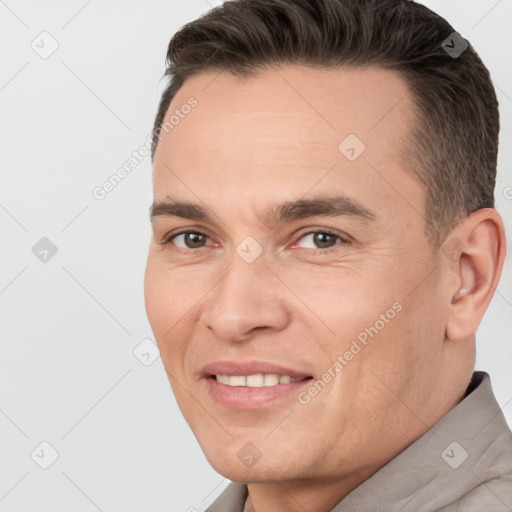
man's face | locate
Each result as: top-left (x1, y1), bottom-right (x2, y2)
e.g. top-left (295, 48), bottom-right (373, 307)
top-left (145, 66), bottom-right (455, 483)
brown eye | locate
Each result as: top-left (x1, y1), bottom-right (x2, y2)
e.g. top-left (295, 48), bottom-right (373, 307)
top-left (297, 231), bottom-right (344, 250)
top-left (170, 231), bottom-right (209, 249)
top-left (312, 232), bottom-right (338, 248)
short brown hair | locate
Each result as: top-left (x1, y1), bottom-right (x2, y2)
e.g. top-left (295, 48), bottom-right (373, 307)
top-left (151, 0), bottom-right (499, 247)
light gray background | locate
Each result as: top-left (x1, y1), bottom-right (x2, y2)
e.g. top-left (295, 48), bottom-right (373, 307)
top-left (1, 1), bottom-right (511, 510)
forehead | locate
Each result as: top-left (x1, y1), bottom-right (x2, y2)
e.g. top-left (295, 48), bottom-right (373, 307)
top-left (158, 65), bottom-right (413, 149)
top-left (152, 65), bottom-right (424, 226)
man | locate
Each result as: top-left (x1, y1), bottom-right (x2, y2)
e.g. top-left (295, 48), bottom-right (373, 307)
top-left (143, 0), bottom-right (512, 510)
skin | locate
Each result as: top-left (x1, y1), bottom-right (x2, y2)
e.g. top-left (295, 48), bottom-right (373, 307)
top-left (144, 65), bottom-right (506, 512)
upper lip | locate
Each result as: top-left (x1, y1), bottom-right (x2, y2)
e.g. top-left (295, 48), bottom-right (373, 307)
top-left (201, 360), bottom-right (312, 379)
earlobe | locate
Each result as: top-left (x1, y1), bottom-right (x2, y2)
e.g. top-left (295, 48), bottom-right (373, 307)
top-left (445, 209), bottom-right (506, 342)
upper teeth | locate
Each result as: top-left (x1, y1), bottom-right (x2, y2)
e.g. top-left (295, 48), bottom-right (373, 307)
top-left (216, 373), bottom-right (302, 387)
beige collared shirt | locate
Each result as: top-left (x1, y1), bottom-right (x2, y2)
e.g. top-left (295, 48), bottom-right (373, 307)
top-left (205, 371), bottom-right (512, 511)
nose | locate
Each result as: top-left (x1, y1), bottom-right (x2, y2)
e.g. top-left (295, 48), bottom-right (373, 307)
top-left (200, 254), bottom-right (291, 342)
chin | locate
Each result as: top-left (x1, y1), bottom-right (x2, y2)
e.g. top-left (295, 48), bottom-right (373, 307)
top-left (200, 441), bottom-right (301, 483)
top-left (208, 460), bottom-right (289, 484)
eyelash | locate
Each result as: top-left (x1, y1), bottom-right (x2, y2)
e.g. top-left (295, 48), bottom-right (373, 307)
top-left (162, 228), bottom-right (350, 254)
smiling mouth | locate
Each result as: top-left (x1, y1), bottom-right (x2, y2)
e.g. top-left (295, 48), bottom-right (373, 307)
top-left (212, 373), bottom-right (314, 387)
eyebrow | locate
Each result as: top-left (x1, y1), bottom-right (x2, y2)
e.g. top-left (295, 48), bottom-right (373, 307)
top-left (149, 194), bottom-right (376, 227)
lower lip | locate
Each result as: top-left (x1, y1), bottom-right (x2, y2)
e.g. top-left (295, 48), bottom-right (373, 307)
top-left (203, 376), bottom-right (313, 409)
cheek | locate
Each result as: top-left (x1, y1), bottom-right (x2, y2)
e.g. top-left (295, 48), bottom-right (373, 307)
top-left (144, 262), bottom-right (171, 336)
top-left (281, 264), bottom-right (400, 344)
top-left (144, 256), bottom-right (220, 387)
top-left (144, 256), bottom-right (205, 335)
top-left (144, 264), bottom-right (194, 409)
top-left (283, 264), bottom-right (417, 401)
top-left (144, 259), bottom-right (193, 368)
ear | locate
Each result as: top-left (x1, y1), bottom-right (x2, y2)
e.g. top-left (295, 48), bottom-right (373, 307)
top-left (445, 208), bottom-right (507, 342)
